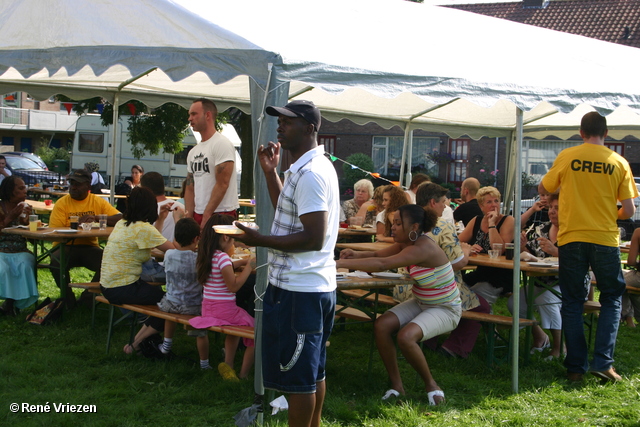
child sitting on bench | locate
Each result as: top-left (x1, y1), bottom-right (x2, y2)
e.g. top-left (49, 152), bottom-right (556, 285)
top-left (156, 218), bottom-right (207, 364)
top-left (189, 214), bottom-right (256, 381)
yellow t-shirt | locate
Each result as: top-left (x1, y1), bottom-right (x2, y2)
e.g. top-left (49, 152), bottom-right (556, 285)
top-left (49, 194), bottom-right (121, 247)
top-left (100, 220), bottom-right (167, 289)
top-left (542, 143), bottom-right (638, 247)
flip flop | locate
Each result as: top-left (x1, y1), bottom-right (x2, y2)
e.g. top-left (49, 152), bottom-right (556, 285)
top-left (382, 389), bottom-right (400, 401)
top-left (427, 389), bottom-right (445, 406)
top-left (530, 335), bottom-right (551, 354)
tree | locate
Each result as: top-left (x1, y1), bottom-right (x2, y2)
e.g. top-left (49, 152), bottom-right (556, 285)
top-left (57, 96), bottom-right (190, 158)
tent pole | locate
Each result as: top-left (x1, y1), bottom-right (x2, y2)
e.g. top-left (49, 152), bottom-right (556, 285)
top-left (511, 108), bottom-right (524, 394)
top-left (109, 92), bottom-right (119, 205)
top-left (399, 125), bottom-right (410, 188)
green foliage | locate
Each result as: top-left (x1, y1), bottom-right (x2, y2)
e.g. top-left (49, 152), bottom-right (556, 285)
top-left (35, 145), bottom-right (70, 169)
top-left (56, 95), bottom-right (190, 159)
top-left (343, 153), bottom-right (374, 189)
top-left (3, 253), bottom-right (640, 426)
top-left (127, 103), bottom-right (189, 158)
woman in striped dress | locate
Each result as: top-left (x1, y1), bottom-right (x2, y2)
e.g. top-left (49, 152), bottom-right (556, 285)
top-left (337, 204), bottom-right (461, 406)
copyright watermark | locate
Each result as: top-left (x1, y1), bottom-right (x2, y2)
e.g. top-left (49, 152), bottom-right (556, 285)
top-left (10, 403), bottom-right (96, 413)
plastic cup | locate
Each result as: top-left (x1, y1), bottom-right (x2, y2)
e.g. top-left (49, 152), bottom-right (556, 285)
top-left (81, 222), bottom-right (92, 232)
top-left (98, 214), bottom-right (107, 230)
top-left (44, 199), bottom-right (52, 206)
top-left (69, 215), bottom-right (79, 230)
top-left (491, 243), bottom-right (503, 253)
top-left (488, 249), bottom-right (500, 259)
top-left (505, 243), bottom-right (515, 261)
top-left (29, 214), bottom-right (38, 232)
top-left (349, 216), bottom-right (364, 228)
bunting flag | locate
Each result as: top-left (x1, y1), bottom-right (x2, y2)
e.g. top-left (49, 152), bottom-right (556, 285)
top-left (96, 103), bottom-right (104, 114)
top-left (324, 153), bottom-right (404, 188)
top-left (63, 103), bottom-right (73, 115)
top-left (127, 103), bottom-right (136, 115)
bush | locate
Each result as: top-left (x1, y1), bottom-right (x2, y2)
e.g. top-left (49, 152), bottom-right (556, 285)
top-left (36, 145), bottom-right (70, 170)
top-left (342, 153), bottom-right (374, 189)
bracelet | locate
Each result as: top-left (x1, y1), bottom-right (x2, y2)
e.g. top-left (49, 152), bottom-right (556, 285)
top-left (488, 226), bottom-right (496, 229)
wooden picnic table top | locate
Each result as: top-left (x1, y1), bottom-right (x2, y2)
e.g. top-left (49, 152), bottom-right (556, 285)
top-left (338, 227), bottom-right (376, 237)
top-left (467, 253), bottom-right (559, 274)
top-left (335, 241), bottom-right (392, 252)
top-left (26, 199), bottom-right (54, 213)
top-left (336, 274), bottom-right (414, 290)
top-left (2, 226), bottom-right (113, 242)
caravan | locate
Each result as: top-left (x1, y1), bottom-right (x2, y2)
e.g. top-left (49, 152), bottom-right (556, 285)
top-left (72, 116), bottom-right (241, 188)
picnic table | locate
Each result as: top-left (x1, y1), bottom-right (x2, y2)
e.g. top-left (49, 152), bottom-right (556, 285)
top-left (335, 241), bottom-right (392, 252)
top-left (2, 226), bottom-right (113, 305)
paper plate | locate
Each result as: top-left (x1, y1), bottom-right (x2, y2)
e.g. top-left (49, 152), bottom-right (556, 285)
top-left (528, 261), bottom-right (558, 268)
top-left (372, 272), bottom-right (404, 278)
top-left (213, 225), bottom-right (243, 235)
top-left (56, 229), bottom-right (79, 234)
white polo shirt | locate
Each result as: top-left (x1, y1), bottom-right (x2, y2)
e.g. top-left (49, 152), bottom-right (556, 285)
top-left (268, 145), bottom-right (340, 293)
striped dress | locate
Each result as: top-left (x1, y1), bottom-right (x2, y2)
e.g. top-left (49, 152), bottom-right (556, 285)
top-left (202, 250), bottom-right (236, 302)
top-left (409, 262), bottom-right (461, 307)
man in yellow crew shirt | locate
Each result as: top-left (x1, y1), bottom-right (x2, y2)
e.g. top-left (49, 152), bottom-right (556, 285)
top-left (539, 112), bottom-right (638, 383)
top-left (50, 169), bottom-right (122, 308)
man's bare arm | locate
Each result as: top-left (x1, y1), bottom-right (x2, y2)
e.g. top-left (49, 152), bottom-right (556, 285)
top-left (184, 173), bottom-right (195, 218)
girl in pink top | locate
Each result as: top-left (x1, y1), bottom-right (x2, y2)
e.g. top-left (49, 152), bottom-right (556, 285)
top-left (189, 214), bottom-right (255, 381)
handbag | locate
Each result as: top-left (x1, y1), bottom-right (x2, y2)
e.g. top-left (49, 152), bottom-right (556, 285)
top-left (25, 297), bottom-right (65, 325)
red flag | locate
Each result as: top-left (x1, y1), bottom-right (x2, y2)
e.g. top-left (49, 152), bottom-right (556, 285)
top-left (4, 94), bottom-right (15, 101)
top-left (63, 103), bottom-right (73, 115)
top-left (127, 103), bottom-right (136, 115)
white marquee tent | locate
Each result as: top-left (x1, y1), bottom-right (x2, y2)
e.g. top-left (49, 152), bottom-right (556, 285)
top-left (3, 0), bottom-right (640, 401)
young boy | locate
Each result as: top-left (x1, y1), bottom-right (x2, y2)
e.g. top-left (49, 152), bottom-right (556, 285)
top-left (156, 218), bottom-right (208, 366)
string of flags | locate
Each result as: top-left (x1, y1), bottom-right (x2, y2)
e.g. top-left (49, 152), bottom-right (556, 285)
top-left (325, 153), bottom-right (403, 188)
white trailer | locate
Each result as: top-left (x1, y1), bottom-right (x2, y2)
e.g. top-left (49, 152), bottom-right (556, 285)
top-left (71, 115), bottom-right (197, 184)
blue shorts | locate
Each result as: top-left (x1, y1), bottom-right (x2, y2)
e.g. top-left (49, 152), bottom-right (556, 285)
top-left (262, 284), bottom-right (336, 394)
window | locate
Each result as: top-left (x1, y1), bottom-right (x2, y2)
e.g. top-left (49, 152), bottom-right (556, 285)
top-left (448, 138), bottom-right (470, 186)
top-left (372, 136), bottom-right (440, 179)
top-left (78, 133), bottom-right (104, 153)
top-left (605, 142), bottom-right (624, 155)
top-left (522, 139), bottom-right (581, 181)
top-left (173, 144), bottom-right (194, 165)
top-left (319, 135), bottom-right (336, 155)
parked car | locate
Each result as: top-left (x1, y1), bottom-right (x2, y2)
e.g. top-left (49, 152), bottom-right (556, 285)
top-left (3, 152), bottom-right (48, 170)
top-left (2, 154), bottom-right (65, 186)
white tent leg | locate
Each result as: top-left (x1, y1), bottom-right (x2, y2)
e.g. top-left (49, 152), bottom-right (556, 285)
top-left (249, 70), bottom-right (289, 425)
top-left (511, 107), bottom-right (524, 393)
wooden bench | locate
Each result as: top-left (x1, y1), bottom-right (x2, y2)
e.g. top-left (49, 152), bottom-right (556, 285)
top-left (339, 289), bottom-right (397, 307)
top-left (94, 295), bottom-right (254, 353)
top-left (626, 285), bottom-right (640, 295)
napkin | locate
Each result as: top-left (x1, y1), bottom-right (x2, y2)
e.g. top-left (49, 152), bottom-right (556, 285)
top-left (347, 271), bottom-right (372, 278)
top-left (270, 395), bottom-right (289, 415)
top-left (520, 252), bottom-right (539, 262)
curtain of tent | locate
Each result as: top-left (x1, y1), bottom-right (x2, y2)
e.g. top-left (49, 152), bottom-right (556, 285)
top-left (249, 69), bottom-right (289, 418)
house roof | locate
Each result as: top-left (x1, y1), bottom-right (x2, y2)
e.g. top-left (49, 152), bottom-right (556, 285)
top-left (445, 0), bottom-right (640, 49)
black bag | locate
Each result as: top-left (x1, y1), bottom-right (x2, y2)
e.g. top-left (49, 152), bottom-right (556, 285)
top-left (138, 333), bottom-right (164, 359)
top-left (25, 297), bottom-right (65, 325)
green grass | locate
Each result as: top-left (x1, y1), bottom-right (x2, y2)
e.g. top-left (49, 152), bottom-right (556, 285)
top-left (2, 253), bottom-right (640, 426)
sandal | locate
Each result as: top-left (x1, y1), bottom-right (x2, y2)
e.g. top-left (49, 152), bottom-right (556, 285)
top-left (123, 344), bottom-right (141, 355)
top-left (530, 335), bottom-right (551, 354)
top-left (382, 389), bottom-right (400, 401)
top-left (427, 389), bottom-right (445, 406)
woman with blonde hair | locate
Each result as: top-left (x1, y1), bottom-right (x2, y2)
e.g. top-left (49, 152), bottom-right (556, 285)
top-left (342, 179), bottom-right (376, 227)
top-left (376, 185), bottom-right (410, 243)
top-left (458, 186), bottom-right (515, 304)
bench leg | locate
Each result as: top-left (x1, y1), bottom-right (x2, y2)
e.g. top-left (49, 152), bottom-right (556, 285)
top-left (106, 305), bottom-right (115, 354)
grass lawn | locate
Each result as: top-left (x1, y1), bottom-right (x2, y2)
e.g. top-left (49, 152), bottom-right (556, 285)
top-left (1, 254), bottom-right (640, 426)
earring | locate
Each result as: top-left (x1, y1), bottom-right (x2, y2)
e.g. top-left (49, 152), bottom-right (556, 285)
top-left (409, 230), bottom-right (419, 242)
